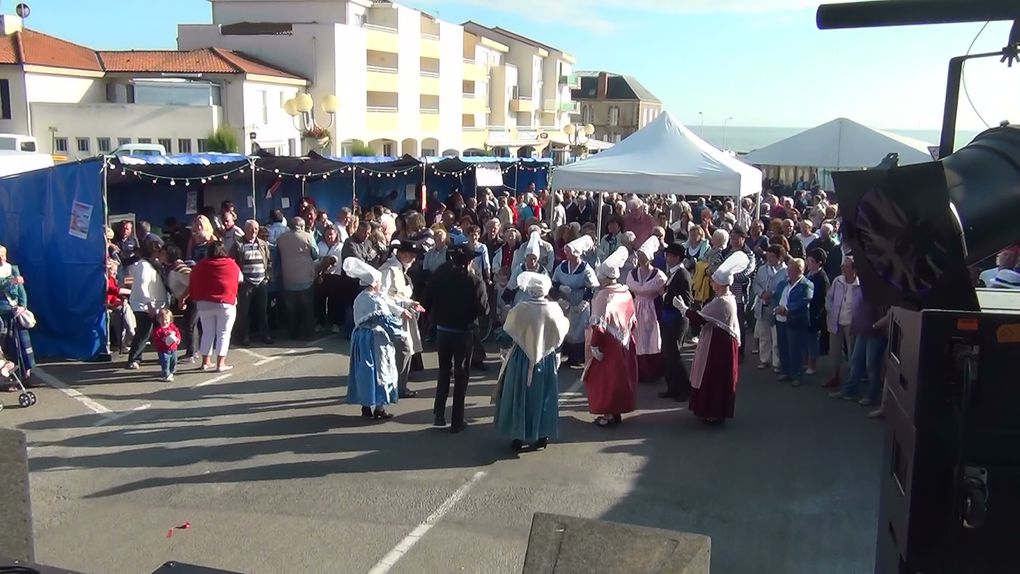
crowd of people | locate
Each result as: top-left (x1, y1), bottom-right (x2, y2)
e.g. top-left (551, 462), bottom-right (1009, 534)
top-left (26, 177), bottom-right (1013, 449)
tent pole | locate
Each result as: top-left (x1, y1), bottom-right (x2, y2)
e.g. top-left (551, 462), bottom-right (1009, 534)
top-left (514, 160), bottom-right (519, 196)
top-left (102, 158), bottom-right (111, 358)
top-left (596, 191), bottom-right (604, 261)
top-left (352, 167), bottom-right (357, 212)
top-left (249, 158), bottom-right (257, 221)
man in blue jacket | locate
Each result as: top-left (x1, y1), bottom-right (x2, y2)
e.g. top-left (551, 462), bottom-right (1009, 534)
top-left (773, 257), bottom-right (814, 387)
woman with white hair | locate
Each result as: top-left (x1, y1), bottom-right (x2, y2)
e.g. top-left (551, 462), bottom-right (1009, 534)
top-left (343, 257), bottom-right (411, 420)
top-left (492, 271), bottom-right (569, 452)
top-left (672, 251), bottom-right (750, 424)
top-left (583, 247), bottom-right (639, 428)
top-left (552, 235), bottom-right (599, 367)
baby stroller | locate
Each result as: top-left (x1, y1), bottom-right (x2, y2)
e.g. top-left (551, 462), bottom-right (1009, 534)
top-left (0, 336), bottom-right (37, 412)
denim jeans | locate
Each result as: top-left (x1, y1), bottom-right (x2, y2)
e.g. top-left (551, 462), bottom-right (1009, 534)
top-left (776, 322), bottom-right (808, 381)
top-left (158, 351), bottom-right (177, 378)
top-left (841, 335), bottom-right (888, 401)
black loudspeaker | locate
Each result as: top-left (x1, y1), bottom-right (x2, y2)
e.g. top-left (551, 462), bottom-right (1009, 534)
top-left (151, 561), bottom-right (243, 574)
top-left (874, 300), bottom-right (1020, 574)
top-left (0, 556), bottom-right (83, 573)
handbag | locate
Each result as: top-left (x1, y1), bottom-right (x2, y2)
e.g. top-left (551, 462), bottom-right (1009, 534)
top-left (14, 306), bottom-right (36, 329)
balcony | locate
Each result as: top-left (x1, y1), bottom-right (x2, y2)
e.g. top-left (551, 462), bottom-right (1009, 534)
top-left (463, 61), bottom-right (488, 83)
top-left (541, 98), bottom-right (559, 113)
top-left (421, 111), bottom-right (440, 132)
top-left (462, 93), bottom-right (487, 114)
top-left (420, 35), bottom-right (441, 59)
top-left (510, 96), bottom-right (534, 113)
top-left (366, 66), bottom-right (399, 92)
top-left (420, 73), bottom-right (441, 95)
top-left (559, 100), bottom-right (579, 113)
top-left (366, 25), bottom-right (398, 53)
top-left (366, 107), bottom-right (399, 132)
top-left (559, 74), bottom-right (581, 89)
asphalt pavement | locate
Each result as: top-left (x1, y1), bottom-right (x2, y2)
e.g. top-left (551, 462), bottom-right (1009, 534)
top-left (1, 335), bottom-right (883, 574)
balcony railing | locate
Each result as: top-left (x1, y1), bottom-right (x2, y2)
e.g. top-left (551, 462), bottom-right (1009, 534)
top-left (420, 70), bottom-right (440, 78)
top-left (367, 106), bottom-right (398, 112)
top-left (462, 126), bottom-right (486, 131)
top-left (559, 74), bottom-right (581, 88)
top-left (463, 57), bottom-right (476, 64)
top-left (421, 32), bottom-right (440, 41)
top-left (367, 65), bottom-right (398, 74)
top-left (365, 23), bottom-right (398, 33)
top-left (462, 92), bottom-right (478, 99)
top-left (421, 107), bottom-right (440, 114)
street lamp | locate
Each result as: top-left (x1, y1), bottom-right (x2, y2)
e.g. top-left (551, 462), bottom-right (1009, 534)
top-left (723, 116), bottom-right (734, 150)
top-left (283, 92), bottom-right (339, 150)
top-left (563, 122), bottom-right (596, 161)
top-left (249, 131), bottom-right (258, 155)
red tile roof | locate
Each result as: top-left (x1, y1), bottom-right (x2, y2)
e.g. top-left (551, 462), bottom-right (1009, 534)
top-left (0, 29), bottom-right (102, 71)
top-left (0, 28), bottom-right (305, 81)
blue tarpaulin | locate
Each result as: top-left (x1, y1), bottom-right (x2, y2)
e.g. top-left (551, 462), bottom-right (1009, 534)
top-left (0, 159), bottom-right (106, 359)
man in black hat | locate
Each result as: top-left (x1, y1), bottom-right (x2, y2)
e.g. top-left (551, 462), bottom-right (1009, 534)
top-left (422, 244), bottom-right (489, 433)
top-left (380, 239), bottom-right (426, 398)
top-left (660, 242), bottom-right (694, 401)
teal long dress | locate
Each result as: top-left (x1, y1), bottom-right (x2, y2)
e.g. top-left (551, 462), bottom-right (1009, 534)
top-left (493, 345), bottom-right (561, 443)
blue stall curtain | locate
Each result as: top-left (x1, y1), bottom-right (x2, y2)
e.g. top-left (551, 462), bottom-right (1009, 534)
top-left (0, 159), bottom-right (107, 359)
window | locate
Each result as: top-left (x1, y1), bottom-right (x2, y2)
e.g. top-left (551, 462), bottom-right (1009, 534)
top-left (613, 133), bottom-right (622, 144)
top-left (139, 138), bottom-right (152, 144)
top-left (259, 90), bottom-right (269, 125)
top-left (54, 137), bottom-right (68, 153)
top-left (382, 142), bottom-right (394, 156)
top-left (609, 106), bottom-right (620, 126)
top-left (76, 137), bottom-right (91, 153)
top-left (158, 138), bottom-right (171, 152)
top-left (0, 79), bottom-right (11, 120)
top-left (117, 137), bottom-right (132, 147)
top-left (178, 139), bottom-right (192, 154)
top-left (197, 138), bottom-right (209, 153)
top-left (97, 137), bottom-right (112, 153)
top-left (422, 148), bottom-right (436, 157)
top-left (287, 139), bottom-right (296, 156)
top-left (582, 104), bottom-right (593, 124)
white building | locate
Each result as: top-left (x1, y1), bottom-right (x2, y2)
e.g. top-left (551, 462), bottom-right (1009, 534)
top-left (0, 14), bottom-right (308, 160)
top-left (179, 0), bottom-right (465, 156)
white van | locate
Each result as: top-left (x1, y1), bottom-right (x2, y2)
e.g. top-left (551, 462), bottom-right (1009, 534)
top-left (0, 133), bottom-right (38, 153)
top-left (0, 150), bottom-right (54, 177)
top-left (112, 143), bottom-right (167, 158)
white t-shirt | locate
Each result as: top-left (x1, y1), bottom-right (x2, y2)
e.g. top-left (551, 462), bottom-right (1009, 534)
top-left (839, 280), bottom-right (857, 326)
top-left (797, 232), bottom-right (819, 252)
top-left (317, 241), bottom-right (344, 275)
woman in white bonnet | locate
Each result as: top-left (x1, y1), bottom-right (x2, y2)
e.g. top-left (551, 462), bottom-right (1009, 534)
top-left (493, 271), bottom-right (569, 452)
top-left (344, 257), bottom-right (411, 420)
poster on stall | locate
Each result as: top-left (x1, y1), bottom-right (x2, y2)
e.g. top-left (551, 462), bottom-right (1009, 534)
top-left (405, 184), bottom-right (416, 201)
top-left (186, 191), bottom-right (198, 215)
top-left (281, 197), bottom-right (291, 209)
top-left (68, 200), bottom-right (93, 240)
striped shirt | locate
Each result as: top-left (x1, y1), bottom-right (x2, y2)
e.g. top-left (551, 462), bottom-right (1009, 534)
top-left (239, 240), bottom-right (268, 286)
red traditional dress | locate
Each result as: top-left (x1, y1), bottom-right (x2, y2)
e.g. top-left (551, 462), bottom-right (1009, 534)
top-left (686, 292), bottom-right (741, 420)
top-left (583, 283), bottom-right (639, 415)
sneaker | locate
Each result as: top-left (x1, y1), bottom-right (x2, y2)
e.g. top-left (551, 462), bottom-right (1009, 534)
top-left (751, 349), bottom-right (759, 355)
top-left (772, 367), bottom-right (782, 374)
top-left (805, 367), bottom-right (816, 375)
top-left (790, 380), bottom-right (802, 388)
top-left (867, 408), bottom-right (885, 419)
top-left (756, 363), bottom-right (769, 370)
top-left (127, 361), bottom-right (140, 370)
top-left (182, 355), bottom-right (198, 364)
top-left (166, 374), bottom-right (174, 382)
top-left (858, 398), bottom-right (877, 407)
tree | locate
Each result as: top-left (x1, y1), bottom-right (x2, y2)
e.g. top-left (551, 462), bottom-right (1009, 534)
top-left (348, 140), bottom-right (374, 157)
top-left (206, 126), bottom-right (240, 153)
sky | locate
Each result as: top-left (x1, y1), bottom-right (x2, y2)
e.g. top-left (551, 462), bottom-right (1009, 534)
top-left (22, 0), bottom-right (1018, 130)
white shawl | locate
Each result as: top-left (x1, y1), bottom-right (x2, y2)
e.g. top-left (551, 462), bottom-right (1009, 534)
top-left (698, 293), bottom-right (741, 346)
top-left (501, 298), bottom-right (569, 387)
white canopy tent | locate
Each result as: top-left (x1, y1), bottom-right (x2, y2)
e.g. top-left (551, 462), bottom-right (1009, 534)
top-left (551, 111), bottom-right (762, 198)
top-left (742, 117), bottom-right (934, 169)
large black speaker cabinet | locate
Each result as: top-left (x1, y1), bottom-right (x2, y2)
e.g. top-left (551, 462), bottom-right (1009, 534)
top-left (875, 296), bottom-right (1020, 574)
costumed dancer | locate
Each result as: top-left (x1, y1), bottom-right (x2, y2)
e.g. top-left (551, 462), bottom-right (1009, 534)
top-left (343, 257), bottom-right (410, 421)
top-left (503, 231), bottom-right (550, 308)
top-left (583, 246), bottom-right (639, 428)
top-left (671, 251), bottom-right (750, 425)
top-left (379, 240), bottom-right (426, 399)
top-left (492, 272), bottom-right (569, 453)
top-left (552, 235), bottom-right (598, 367)
top-left (626, 236), bottom-right (667, 382)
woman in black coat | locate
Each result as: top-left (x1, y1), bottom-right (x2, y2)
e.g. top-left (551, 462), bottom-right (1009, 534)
top-left (805, 248), bottom-right (831, 374)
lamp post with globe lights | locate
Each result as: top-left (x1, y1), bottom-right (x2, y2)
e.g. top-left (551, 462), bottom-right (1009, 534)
top-left (283, 93), bottom-right (338, 152)
top-left (563, 122), bottom-right (596, 162)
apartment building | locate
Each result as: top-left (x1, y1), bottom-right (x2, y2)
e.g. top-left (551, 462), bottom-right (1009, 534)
top-left (179, 0), bottom-right (465, 156)
top-left (572, 71), bottom-right (662, 143)
top-left (0, 14), bottom-right (307, 159)
top-left (462, 21), bottom-right (580, 160)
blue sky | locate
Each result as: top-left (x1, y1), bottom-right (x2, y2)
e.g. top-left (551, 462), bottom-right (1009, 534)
top-left (24, 0), bottom-right (1017, 130)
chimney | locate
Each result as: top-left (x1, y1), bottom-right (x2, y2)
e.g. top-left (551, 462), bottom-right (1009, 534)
top-left (0, 15), bottom-right (23, 36)
top-left (596, 72), bottom-right (608, 100)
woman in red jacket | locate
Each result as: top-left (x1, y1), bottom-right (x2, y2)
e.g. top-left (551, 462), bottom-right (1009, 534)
top-left (189, 241), bottom-right (242, 372)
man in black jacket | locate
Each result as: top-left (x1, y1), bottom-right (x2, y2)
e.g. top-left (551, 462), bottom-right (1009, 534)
top-left (660, 242), bottom-right (694, 401)
top-left (422, 245), bottom-right (489, 433)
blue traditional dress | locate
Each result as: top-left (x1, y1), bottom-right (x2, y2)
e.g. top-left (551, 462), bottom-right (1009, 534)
top-left (346, 289), bottom-right (407, 407)
top-left (493, 293), bottom-right (569, 443)
top-left (551, 260), bottom-right (598, 364)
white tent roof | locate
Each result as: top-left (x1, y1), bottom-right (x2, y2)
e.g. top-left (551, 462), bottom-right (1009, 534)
top-left (551, 112), bottom-right (762, 198)
top-left (742, 117), bottom-right (935, 169)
